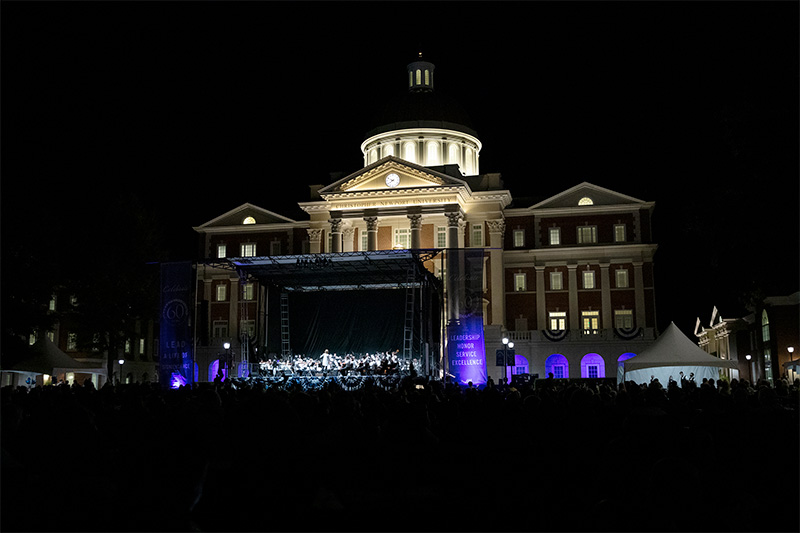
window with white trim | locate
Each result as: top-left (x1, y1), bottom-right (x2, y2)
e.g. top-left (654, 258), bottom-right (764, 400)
top-left (216, 284), bottom-right (227, 302)
top-left (513, 229), bottom-right (525, 248)
top-left (67, 333), bottom-right (78, 351)
top-left (549, 311), bottom-right (567, 331)
top-left (242, 283), bottom-right (255, 301)
top-left (577, 226), bottom-right (597, 244)
top-left (471, 223), bottom-right (484, 247)
top-left (581, 311), bottom-right (600, 333)
top-left (217, 244), bottom-right (227, 258)
top-left (550, 271), bottom-right (563, 291)
top-left (615, 269), bottom-right (629, 288)
top-left (436, 226), bottom-right (447, 248)
top-left (394, 228), bottom-right (410, 249)
top-left (241, 243), bottom-right (256, 257)
top-left (583, 270), bottom-right (596, 289)
top-left (614, 309), bottom-right (634, 329)
top-left (514, 273), bottom-right (526, 292)
top-left (614, 224), bottom-right (627, 243)
top-left (549, 227), bottom-right (561, 245)
top-left (212, 321), bottom-right (228, 338)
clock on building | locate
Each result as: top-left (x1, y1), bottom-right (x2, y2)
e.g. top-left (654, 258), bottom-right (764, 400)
top-left (385, 173), bottom-right (400, 187)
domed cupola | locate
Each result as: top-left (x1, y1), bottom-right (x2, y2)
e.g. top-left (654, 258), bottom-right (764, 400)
top-left (361, 54), bottom-right (482, 176)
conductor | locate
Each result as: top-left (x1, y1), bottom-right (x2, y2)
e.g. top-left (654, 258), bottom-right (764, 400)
top-left (320, 349), bottom-right (332, 374)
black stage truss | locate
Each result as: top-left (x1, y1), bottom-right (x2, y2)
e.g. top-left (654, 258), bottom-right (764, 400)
top-left (206, 249), bottom-right (443, 292)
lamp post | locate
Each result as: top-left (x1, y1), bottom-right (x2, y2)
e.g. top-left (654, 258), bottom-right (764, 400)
top-left (117, 359), bottom-right (125, 385)
top-left (223, 342), bottom-right (231, 381)
top-left (788, 347), bottom-right (795, 380)
top-left (745, 354), bottom-right (753, 383)
top-left (502, 337), bottom-right (515, 386)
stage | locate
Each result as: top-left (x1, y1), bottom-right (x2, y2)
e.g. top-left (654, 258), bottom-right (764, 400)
top-left (228, 371), bottom-right (422, 392)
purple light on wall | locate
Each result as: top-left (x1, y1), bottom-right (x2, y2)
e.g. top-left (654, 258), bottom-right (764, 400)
top-left (617, 352), bottom-right (637, 362)
top-left (545, 353), bottom-right (569, 378)
top-left (170, 372), bottom-right (188, 389)
top-left (208, 359), bottom-right (226, 381)
top-left (580, 353), bottom-right (606, 378)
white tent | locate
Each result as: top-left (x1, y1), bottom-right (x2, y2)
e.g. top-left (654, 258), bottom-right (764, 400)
top-left (4, 337), bottom-right (106, 379)
top-left (618, 322), bottom-right (738, 386)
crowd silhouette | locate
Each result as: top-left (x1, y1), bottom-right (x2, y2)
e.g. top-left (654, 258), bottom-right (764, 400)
top-left (1, 374), bottom-right (797, 532)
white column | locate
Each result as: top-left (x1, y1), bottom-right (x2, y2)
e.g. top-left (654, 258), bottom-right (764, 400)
top-left (568, 264), bottom-right (579, 330)
top-left (342, 226), bottom-right (355, 252)
top-left (364, 216), bottom-right (379, 251)
top-left (408, 213), bottom-right (422, 249)
top-left (329, 218), bottom-right (343, 253)
top-left (486, 219), bottom-right (505, 326)
top-left (307, 228), bottom-right (323, 254)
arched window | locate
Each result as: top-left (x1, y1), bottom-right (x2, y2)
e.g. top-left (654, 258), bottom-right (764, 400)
top-left (762, 310), bottom-right (773, 382)
top-left (382, 143), bottom-right (394, 158)
top-left (617, 352), bottom-right (637, 363)
top-left (369, 148), bottom-right (378, 164)
top-left (403, 141), bottom-right (416, 163)
top-left (581, 353), bottom-right (606, 378)
top-left (424, 69), bottom-right (430, 85)
top-left (464, 147), bottom-right (474, 175)
top-left (416, 69), bottom-right (422, 85)
top-left (578, 197), bottom-right (594, 206)
top-left (243, 216), bottom-right (256, 225)
top-left (426, 141), bottom-right (440, 165)
top-left (545, 354), bottom-right (569, 379)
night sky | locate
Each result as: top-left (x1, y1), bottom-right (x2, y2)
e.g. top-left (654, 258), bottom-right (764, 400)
top-left (2, 1), bottom-right (798, 337)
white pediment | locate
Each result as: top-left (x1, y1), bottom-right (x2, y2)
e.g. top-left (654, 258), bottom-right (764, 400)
top-left (531, 182), bottom-right (648, 210)
top-left (319, 156), bottom-right (468, 196)
top-left (195, 203), bottom-right (296, 230)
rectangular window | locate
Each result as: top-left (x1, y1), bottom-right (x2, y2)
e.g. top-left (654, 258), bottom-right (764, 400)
top-left (615, 309), bottom-right (634, 329)
top-left (615, 269), bottom-right (629, 288)
top-left (553, 365), bottom-right (565, 379)
top-left (577, 226), bottom-right (597, 244)
top-left (217, 244), bottom-right (227, 258)
top-left (216, 284), bottom-right (227, 302)
top-left (550, 271), bottom-right (563, 290)
top-left (587, 365), bottom-right (599, 379)
top-left (49, 295), bottom-right (57, 311)
top-left (241, 243), bottom-right (256, 257)
top-left (270, 241), bottom-right (281, 256)
top-left (549, 227), bottom-right (561, 245)
top-left (471, 223), bottom-right (484, 247)
top-left (582, 311), bottom-right (600, 333)
top-left (242, 283), bottom-right (255, 301)
top-left (240, 320), bottom-right (256, 338)
top-left (436, 226), bottom-right (447, 248)
top-left (212, 320), bottom-right (228, 338)
top-left (583, 270), bottom-right (596, 289)
top-left (125, 339), bottom-right (131, 354)
top-left (513, 229), bottom-right (525, 248)
top-left (139, 338), bottom-right (146, 355)
top-left (361, 231), bottom-right (369, 251)
top-left (394, 228), bottom-right (410, 249)
top-left (614, 224), bottom-right (627, 243)
top-left (67, 333), bottom-right (78, 351)
top-left (549, 311), bottom-right (567, 331)
top-left (514, 273), bottom-right (526, 292)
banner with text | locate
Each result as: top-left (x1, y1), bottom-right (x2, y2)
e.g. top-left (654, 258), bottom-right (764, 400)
top-left (159, 261), bottom-right (194, 389)
top-left (446, 249), bottom-right (487, 386)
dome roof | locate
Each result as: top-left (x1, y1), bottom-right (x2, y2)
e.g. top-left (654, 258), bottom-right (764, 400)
top-left (364, 56), bottom-right (478, 140)
top-left (364, 89), bottom-right (478, 140)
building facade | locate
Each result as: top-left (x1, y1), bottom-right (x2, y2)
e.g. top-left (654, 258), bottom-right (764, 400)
top-left (696, 293), bottom-right (800, 384)
top-left (193, 58), bottom-right (658, 383)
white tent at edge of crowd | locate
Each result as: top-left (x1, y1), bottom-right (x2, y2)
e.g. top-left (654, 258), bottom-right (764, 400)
top-left (618, 321), bottom-right (739, 387)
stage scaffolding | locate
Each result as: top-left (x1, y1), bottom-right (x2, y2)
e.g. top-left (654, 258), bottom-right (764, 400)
top-left (201, 249), bottom-right (445, 377)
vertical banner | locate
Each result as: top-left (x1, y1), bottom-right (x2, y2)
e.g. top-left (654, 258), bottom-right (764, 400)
top-left (159, 261), bottom-right (194, 389)
top-left (446, 249), bottom-right (487, 386)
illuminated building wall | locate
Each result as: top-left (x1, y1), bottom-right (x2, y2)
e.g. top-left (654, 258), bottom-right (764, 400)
top-left (193, 58), bottom-right (659, 383)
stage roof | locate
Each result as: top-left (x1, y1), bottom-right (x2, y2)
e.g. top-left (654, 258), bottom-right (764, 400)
top-left (204, 249), bottom-right (444, 292)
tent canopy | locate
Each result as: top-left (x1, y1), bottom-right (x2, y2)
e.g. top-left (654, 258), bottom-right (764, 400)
top-left (622, 322), bottom-right (738, 371)
top-left (7, 337), bottom-right (105, 375)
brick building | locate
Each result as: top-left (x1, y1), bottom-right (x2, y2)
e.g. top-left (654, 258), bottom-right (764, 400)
top-left (192, 57), bottom-right (658, 383)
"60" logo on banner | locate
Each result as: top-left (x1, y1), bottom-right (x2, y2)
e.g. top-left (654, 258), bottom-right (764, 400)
top-left (163, 299), bottom-right (189, 323)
